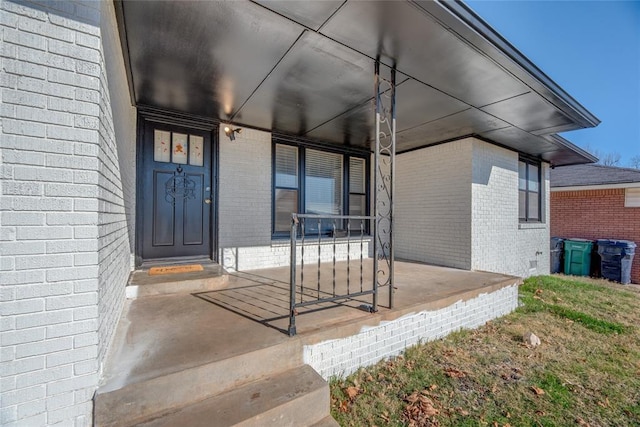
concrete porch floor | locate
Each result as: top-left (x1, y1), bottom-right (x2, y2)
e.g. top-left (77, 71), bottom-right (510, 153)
top-left (99, 260), bottom-right (519, 394)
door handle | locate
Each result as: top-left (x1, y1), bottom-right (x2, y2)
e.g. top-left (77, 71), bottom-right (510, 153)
top-left (204, 198), bottom-right (212, 204)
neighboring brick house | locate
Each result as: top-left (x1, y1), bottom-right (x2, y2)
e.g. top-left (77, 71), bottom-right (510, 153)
top-left (550, 164), bottom-right (640, 284)
top-left (1, 1), bottom-right (601, 425)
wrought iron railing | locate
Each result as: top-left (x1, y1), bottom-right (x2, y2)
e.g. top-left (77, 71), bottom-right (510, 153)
top-left (288, 213), bottom-right (375, 336)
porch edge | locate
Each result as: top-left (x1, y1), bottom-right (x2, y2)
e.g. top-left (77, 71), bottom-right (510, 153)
top-left (303, 280), bottom-right (520, 379)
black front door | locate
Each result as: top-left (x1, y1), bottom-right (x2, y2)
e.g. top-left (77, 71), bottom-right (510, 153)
top-left (141, 121), bottom-right (213, 261)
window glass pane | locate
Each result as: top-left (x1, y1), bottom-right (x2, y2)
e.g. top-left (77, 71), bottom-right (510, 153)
top-left (305, 149), bottom-right (343, 216)
top-left (528, 191), bottom-right (540, 220)
top-left (349, 158), bottom-right (366, 193)
top-left (349, 194), bottom-right (366, 217)
top-left (172, 133), bottom-right (188, 164)
top-left (519, 190), bottom-right (526, 219)
top-left (189, 135), bottom-right (204, 166)
top-left (275, 189), bottom-right (298, 232)
top-left (275, 145), bottom-right (298, 188)
top-left (518, 161), bottom-right (527, 190)
top-left (154, 130), bottom-right (171, 162)
top-left (349, 194), bottom-right (367, 232)
top-left (528, 164), bottom-right (539, 192)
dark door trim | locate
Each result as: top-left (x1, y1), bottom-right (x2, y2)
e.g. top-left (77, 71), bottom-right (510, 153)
top-left (135, 107), bottom-right (219, 267)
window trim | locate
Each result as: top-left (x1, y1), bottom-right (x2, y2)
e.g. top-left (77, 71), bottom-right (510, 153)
top-left (272, 139), bottom-right (370, 237)
top-left (519, 156), bottom-right (543, 223)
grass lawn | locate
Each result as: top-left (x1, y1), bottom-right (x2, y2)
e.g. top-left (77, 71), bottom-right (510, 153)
top-left (330, 276), bottom-right (640, 426)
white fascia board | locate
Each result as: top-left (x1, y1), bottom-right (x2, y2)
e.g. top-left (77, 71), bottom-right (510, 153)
top-left (551, 183), bottom-right (640, 192)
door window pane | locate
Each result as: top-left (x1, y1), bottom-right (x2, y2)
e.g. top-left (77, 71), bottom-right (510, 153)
top-left (172, 133), bottom-right (188, 164)
top-left (154, 130), bottom-right (171, 163)
top-left (189, 135), bottom-right (204, 166)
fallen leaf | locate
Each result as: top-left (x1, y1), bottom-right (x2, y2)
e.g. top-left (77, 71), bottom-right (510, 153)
top-left (406, 392), bottom-right (420, 404)
top-left (423, 403), bottom-right (438, 417)
top-left (429, 384), bottom-right (438, 390)
top-left (444, 367), bottom-right (466, 378)
top-left (531, 386), bottom-right (545, 396)
top-left (576, 417), bottom-right (590, 426)
top-left (345, 386), bottom-right (360, 400)
top-left (379, 412), bottom-right (389, 422)
top-left (338, 400), bottom-right (349, 412)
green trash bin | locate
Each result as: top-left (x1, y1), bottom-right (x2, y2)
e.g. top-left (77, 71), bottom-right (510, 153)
top-left (563, 239), bottom-right (594, 276)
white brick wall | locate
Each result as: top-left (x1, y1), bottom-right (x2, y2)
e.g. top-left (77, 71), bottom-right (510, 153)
top-left (96, 0), bottom-right (136, 369)
top-left (304, 283), bottom-right (519, 379)
top-left (221, 239), bottom-right (371, 271)
top-left (0, 1), bottom-right (134, 425)
top-left (395, 138), bottom-right (550, 278)
top-left (218, 127), bottom-right (272, 250)
top-left (396, 139), bottom-right (473, 269)
top-left (470, 140), bottom-right (550, 277)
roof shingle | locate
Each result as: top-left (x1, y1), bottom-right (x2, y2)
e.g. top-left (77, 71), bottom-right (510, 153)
top-left (550, 164), bottom-right (640, 188)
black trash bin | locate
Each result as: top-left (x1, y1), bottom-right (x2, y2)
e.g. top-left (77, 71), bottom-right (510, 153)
top-left (596, 239), bottom-right (637, 284)
top-left (550, 237), bottom-right (564, 274)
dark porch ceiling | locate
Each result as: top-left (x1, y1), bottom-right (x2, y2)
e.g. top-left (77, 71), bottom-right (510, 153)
top-left (117, 0), bottom-right (599, 166)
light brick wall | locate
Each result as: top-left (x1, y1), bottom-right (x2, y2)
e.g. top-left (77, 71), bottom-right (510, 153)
top-left (551, 188), bottom-right (640, 284)
top-left (221, 239), bottom-right (371, 271)
top-left (97, 0), bottom-right (136, 367)
top-left (0, 1), bottom-right (134, 425)
top-left (217, 127), bottom-right (272, 250)
top-left (396, 139), bottom-right (473, 269)
top-left (471, 140), bottom-right (550, 277)
top-left (395, 138), bottom-right (549, 278)
top-left (304, 283), bottom-right (519, 378)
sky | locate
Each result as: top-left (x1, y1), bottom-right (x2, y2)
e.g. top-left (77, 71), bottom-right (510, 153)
top-left (466, 0), bottom-right (640, 166)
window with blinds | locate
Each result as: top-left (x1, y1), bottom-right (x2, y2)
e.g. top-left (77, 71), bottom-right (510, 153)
top-left (274, 145), bottom-right (298, 232)
top-left (519, 158), bottom-right (541, 222)
top-left (305, 149), bottom-right (343, 216)
top-left (349, 158), bottom-right (367, 231)
top-left (273, 142), bottom-right (368, 236)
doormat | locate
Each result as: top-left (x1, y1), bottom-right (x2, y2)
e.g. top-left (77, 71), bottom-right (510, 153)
top-left (148, 264), bottom-right (204, 276)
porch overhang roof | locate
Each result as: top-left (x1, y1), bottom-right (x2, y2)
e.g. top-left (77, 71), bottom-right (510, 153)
top-left (117, 0), bottom-right (599, 166)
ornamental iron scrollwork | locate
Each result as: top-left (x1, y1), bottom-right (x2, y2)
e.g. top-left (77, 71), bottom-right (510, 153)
top-left (165, 166), bottom-right (197, 203)
top-left (373, 60), bottom-right (396, 310)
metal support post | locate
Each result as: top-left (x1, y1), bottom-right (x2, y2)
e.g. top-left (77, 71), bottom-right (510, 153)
top-left (374, 59), bottom-right (396, 310)
top-left (288, 214), bottom-right (298, 336)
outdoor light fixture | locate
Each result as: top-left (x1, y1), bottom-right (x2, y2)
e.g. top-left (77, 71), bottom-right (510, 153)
top-left (223, 125), bottom-right (241, 141)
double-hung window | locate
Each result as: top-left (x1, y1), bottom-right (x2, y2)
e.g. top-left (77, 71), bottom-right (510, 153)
top-left (273, 142), bottom-right (368, 236)
top-left (519, 158), bottom-right (542, 222)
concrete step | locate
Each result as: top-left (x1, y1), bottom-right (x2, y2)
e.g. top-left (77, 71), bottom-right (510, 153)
top-left (126, 263), bottom-right (229, 298)
top-left (137, 365), bottom-right (331, 427)
top-left (94, 339), bottom-right (303, 427)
